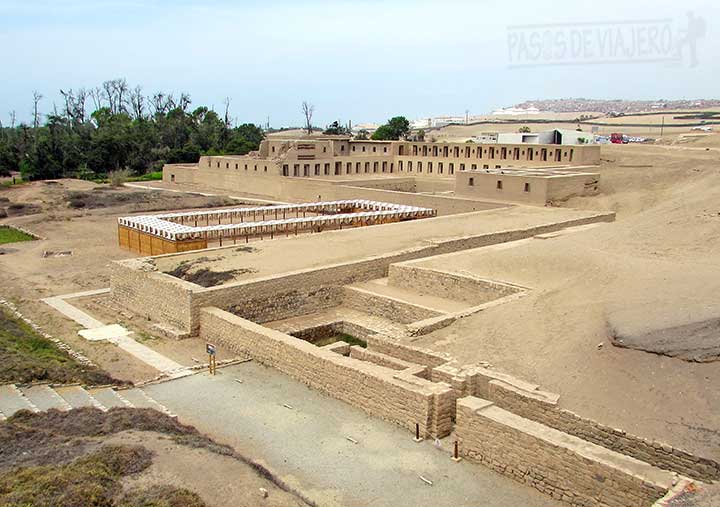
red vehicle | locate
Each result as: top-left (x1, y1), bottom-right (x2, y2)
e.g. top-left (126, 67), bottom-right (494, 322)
top-left (610, 133), bottom-right (628, 144)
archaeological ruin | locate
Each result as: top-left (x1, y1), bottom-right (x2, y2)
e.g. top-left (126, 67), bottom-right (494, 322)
top-left (104, 136), bottom-right (720, 506)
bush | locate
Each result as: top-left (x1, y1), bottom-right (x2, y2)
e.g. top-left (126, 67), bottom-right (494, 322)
top-left (0, 445), bottom-right (153, 507)
top-left (109, 169), bottom-right (131, 187)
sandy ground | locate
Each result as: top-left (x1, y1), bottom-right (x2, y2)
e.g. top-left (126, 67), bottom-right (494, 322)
top-left (0, 180), bottom-right (246, 383)
top-left (406, 139), bottom-right (720, 460)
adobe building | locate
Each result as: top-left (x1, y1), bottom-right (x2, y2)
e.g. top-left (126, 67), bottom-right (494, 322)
top-left (163, 137), bottom-right (602, 206)
top-left (455, 167), bottom-right (600, 205)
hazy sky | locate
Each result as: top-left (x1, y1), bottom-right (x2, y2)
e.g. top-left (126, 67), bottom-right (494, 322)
top-left (1, 0), bottom-right (718, 127)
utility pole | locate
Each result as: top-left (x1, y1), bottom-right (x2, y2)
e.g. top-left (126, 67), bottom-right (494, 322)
top-left (465, 109), bottom-right (469, 124)
top-left (660, 116), bottom-right (665, 138)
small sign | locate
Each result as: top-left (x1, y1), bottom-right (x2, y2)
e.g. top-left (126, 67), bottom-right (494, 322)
top-left (206, 343), bottom-right (216, 356)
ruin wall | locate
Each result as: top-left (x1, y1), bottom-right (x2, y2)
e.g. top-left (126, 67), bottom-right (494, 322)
top-left (456, 397), bottom-right (671, 507)
top-left (199, 307), bottom-right (455, 438)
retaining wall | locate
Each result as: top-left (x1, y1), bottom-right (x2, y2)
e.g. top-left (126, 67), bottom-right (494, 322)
top-left (111, 211), bottom-right (615, 336)
top-left (343, 286), bottom-right (443, 324)
top-left (199, 307), bottom-right (455, 438)
top-left (388, 264), bottom-right (523, 305)
top-left (456, 397), bottom-right (672, 507)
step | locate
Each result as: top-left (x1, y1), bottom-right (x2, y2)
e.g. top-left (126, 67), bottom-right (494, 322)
top-left (0, 384), bottom-right (38, 417)
top-left (353, 278), bottom-right (471, 313)
top-left (20, 385), bottom-right (72, 412)
top-left (87, 387), bottom-right (132, 409)
top-left (54, 385), bottom-right (106, 411)
top-left (119, 388), bottom-right (175, 417)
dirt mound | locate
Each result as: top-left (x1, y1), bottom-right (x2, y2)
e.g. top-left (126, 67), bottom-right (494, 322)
top-left (65, 188), bottom-right (235, 211)
top-left (611, 318), bottom-right (720, 362)
top-left (164, 257), bottom-right (257, 287)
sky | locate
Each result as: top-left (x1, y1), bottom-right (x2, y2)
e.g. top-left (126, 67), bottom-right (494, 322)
top-left (1, 0), bottom-right (718, 127)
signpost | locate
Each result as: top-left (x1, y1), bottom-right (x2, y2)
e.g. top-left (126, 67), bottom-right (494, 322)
top-left (206, 343), bottom-right (217, 375)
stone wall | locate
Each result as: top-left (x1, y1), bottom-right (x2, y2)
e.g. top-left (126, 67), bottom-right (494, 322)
top-left (456, 397), bottom-right (672, 507)
top-left (365, 335), bottom-right (450, 368)
top-left (484, 380), bottom-right (720, 482)
top-left (388, 264), bottom-right (524, 305)
top-left (200, 307), bottom-right (455, 438)
top-left (349, 346), bottom-right (426, 372)
top-left (342, 286), bottom-right (442, 324)
top-left (109, 260), bottom-right (193, 333)
top-left (360, 337), bottom-right (720, 483)
top-left (228, 286), bottom-right (343, 324)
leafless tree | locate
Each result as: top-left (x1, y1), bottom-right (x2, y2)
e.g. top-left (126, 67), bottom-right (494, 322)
top-left (302, 101), bottom-right (314, 135)
top-left (32, 91), bottom-right (43, 129)
top-left (128, 85), bottom-right (145, 120)
top-left (60, 88), bottom-right (88, 124)
top-left (178, 92), bottom-right (191, 112)
top-left (89, 87), bottom-right (103, 111)
top-left (9, 111), bottom-right (16, 129)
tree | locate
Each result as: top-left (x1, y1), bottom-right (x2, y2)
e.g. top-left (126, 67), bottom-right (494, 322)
top-left (0, 78), bottom-right (266, 181)
top-left (371, 116), bottom-right (410, 140)
top-left (416, 129), bottom-right (425, 141)
top-left (32, 91), bottom-right (43, 130)
top-left (518, 126), bottom-right (531, 133)
top-left (355, 129), bottom-right (369, 140)
top-left (302, 101), bottom-right (314, 135)
top-left (323, 121), bottom-right (349, 136)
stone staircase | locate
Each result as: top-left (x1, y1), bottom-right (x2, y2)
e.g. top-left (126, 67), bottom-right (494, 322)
top-left (0, 383), bottom-right (175, 420)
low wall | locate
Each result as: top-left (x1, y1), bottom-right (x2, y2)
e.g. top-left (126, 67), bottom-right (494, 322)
top-left (484, 380), bottom-right (720, 482)
top-left (111, 211), bottom-right (615, 336)
top-left (163, 164), bottom-right (503, 216)
top-left (343, 286), bottom-right (443, 324)
top-left (109, 260), bottom-right (193, 333)
top-left (456, 397), bottom-right (672, 507)
top-left (388, 264), bottom-right (523, 305)
top-left (365, 335), bottom-right (450, 368)
top-left (362, 337), bottom-right (720, 483)
top-left (228, 286), bottom-right (343, 324)
top-left (200, 307), bottom-right (455, 438)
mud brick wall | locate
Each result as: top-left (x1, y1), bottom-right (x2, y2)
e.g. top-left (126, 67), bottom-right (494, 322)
top-left (228, 286), bottom-right (343, 324)
top-left (200, 307), bottom-right (454, 438)
top-left (189, 246), bottom-right (431, 334)
top-left (109, 261), bottom-right (193, 332)
top-left (342, 286), bottom-right (442, 324)
top-left (456, 397), bottom-right (671, 507)
top-left (486, 380), bottom-right (720, 482)
top-left (365, 335), bottom-right (450, 368)
top-left (349, 346), bottom-right (427, 373)
top-left (388, 264), bottom-right (523, 305)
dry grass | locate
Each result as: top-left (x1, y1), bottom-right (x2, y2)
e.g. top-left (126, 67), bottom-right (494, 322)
top-left (0, 306), bottom-right (119, 385)
top-left (0, 408), bottom-right (315, 506)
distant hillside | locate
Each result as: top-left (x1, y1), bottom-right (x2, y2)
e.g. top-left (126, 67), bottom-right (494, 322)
top-left (514, 99), bottom-right (720, 114)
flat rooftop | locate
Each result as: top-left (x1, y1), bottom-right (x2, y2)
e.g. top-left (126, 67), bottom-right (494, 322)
top-left (460, 167), bottom-right (599, 178)
top-left (118, 200), bottom-right (435, 241)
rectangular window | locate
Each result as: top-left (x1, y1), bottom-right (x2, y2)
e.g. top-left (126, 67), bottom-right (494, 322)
top-left (524, 182), bottom-right (530, 192)
top-left (314, 164), bottom-right (320, 176)
top-left (468, 177), bottom-right (474, 186)
top-left (496, 180), bottom-right (503, 189)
